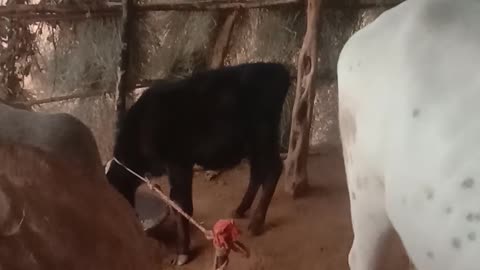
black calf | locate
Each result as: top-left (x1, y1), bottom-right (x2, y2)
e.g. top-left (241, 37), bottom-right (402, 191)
top-left (105, 62), bottom-right (290, 265)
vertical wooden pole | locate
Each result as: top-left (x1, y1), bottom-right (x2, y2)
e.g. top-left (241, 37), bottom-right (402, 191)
top-left (114, 0), bottom-right (134, 136)
top-left (199, 9), bottom-right (240, 181)
top-left (209, 10), bottom-right (239, 69)
top-left (283, 0), bottom-right (321, 197)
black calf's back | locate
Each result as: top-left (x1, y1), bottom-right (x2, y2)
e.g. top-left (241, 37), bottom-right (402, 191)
top-left (114, 62), bottom-right (290, 172)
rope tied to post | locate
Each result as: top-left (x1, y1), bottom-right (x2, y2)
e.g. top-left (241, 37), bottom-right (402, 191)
top-left (110, 157), bottom-right (250, 270)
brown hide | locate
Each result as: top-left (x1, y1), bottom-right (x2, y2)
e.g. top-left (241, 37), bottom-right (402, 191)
top-left (0, 103), bottom-right (104, 183)
top-left (0, 142), bottom-right (163, 270)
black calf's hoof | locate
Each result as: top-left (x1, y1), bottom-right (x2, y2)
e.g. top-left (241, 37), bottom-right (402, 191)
top-left (170, 254), bottom-right (189, 266)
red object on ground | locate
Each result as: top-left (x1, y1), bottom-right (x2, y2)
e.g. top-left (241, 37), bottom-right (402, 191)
top-left (212, 219), bottom-right (241, 250)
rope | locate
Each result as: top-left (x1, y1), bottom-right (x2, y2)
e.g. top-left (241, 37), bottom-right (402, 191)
top-left (109, 157), bottom-right (250, 270)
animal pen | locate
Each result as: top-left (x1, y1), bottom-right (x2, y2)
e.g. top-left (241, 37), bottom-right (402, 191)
top-left (0, 0), bottom-right (405, 268)
top-left (0, 0), bottom-right (401, 192)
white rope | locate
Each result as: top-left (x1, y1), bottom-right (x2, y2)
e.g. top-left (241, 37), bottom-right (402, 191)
top-left (110, 157), bottom-right (213, 239)
top-left (112, 157), bottom-right (151, 186)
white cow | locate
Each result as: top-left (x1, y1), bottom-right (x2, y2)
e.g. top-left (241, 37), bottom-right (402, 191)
top-left (337, 0), bottom-right (480, 269)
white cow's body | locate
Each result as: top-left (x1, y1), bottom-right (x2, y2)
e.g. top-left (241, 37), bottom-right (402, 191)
top-left (337, 0), bottom-right (480, 269)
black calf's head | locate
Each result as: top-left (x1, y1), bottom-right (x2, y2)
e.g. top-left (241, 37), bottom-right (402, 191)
top-left (103, 159), bottom-right (139, 207)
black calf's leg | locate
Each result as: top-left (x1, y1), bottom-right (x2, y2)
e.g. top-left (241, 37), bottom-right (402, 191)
top-left (248, 156), bottom-right (283, 235)
top-left (167, 163), bottom-right (193, 266)
top-left (233, 172), bottom-right (261, 218)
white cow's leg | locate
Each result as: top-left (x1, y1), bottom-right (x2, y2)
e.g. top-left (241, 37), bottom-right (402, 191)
top-left (348, 175), bottom-right (393, 270)
top-left (346, 169), bottom-right (393, 270)
top-left (340, 107), bottom-right (393, 270)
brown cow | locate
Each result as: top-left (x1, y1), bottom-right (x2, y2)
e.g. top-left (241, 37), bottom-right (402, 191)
top-left (0, 141), bottom-right (163, 270)
top-left (0, 102), bottom-right (104, 182)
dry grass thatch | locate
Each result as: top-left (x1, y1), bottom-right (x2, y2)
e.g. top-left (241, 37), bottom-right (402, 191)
top-left (38, 18), bottom-right (121, 96)
top-left (135, 10), bottom-right (219, 80)
top-left (134, 7), bottom-right (304, 151)
top-left (4, 2), bottom-right (394, 160)
top-left (28, 18), bottom-right (121, 161)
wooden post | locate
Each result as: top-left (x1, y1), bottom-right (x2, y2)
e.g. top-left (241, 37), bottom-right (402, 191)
top-left (201, 10), bottom-right (240, 182)
top-left (283, 0), bottom-right (321, 197)
top-left (114, 0), bottom-right (134, 136)
top-left (209, 10), bottom-right (239, 69)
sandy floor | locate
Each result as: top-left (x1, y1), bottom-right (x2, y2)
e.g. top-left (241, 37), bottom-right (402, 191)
top-left (136, 150), bottom-right (412, 270)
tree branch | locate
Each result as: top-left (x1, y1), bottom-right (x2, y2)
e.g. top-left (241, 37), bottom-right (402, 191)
top-left (114, 0), bottom-right (134, 134)
top-left (283, 0), bottom-right (322, 197)
top-left (1, 1), bottom-right (404, 23)
top-left (135, 0), bottom-right (302, 11)
top-left (209, 10), bottom-right (239, 69)
top-left (10, 90), bottom-right (113, 107)
top-left (6, 67), bottom-right (335, 108)
top-left (0, 0), bottom-right (302, 22)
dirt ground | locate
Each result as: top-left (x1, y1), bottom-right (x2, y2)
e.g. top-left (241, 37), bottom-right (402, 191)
top-left (137, 150), bottom-right (412, 270)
